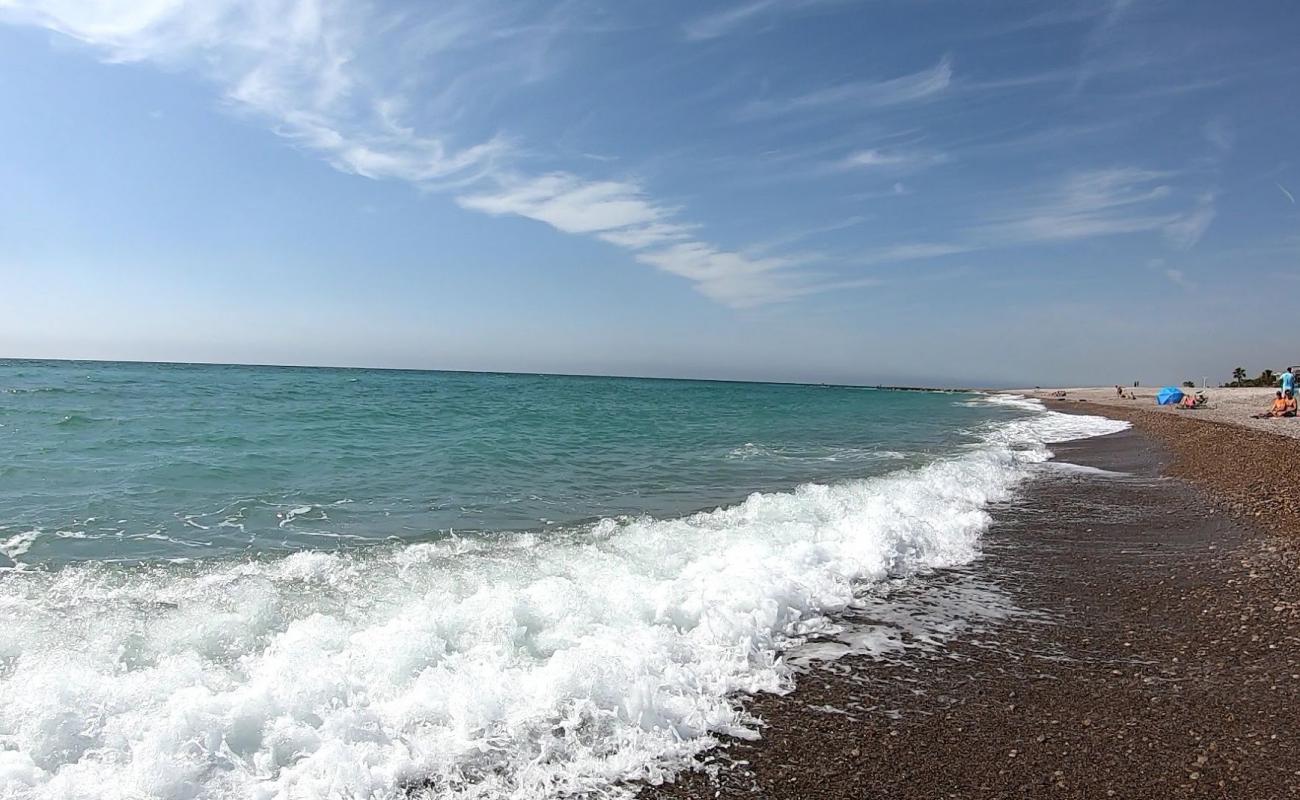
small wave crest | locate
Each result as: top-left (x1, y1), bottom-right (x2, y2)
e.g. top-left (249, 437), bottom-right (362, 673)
top-left (725, 442), bottom-right (910, 463)
top-left (0, 530), bottom-right (41, 568)
top-left (1, 386), bottom-right (73, 395)
top-left (53, 413), bottom-right (107, 428)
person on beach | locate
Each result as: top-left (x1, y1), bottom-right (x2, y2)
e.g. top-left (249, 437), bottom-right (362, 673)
top-left (1254, 391), bottom-right (1296, 418)
top-left (1283, 368), bottom-right (1296, 396)
top-left (1178, 391), bottom-right (1205, 409)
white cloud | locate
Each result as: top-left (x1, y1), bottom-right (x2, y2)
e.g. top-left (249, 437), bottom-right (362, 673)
top-left (858, 168), bottom-right (1217, 262)
top-left (841, 148), bottom-right (949, 171)
top-left (846, 150), bottom-right (905, 167)
top-left (596, 223), bottom-right (698, 250)
top-left (458, 174), bottom-right (671, 235)
top-left (1150, 259), bottom-right (1194, 290)
top-left (740, 56), bottom-right (953, 118)
top-left (849, 242), bottom-right (973, 267)
top-left (974, 167), bottom-right (1184, 244)
top-left (2, 1), bottom-right (841, 308)
top-left (1163, 193), bottom-right (1216, 249)
top-left (746, 216), bottom-right (866, 255)
top-left (634, 243), bottom-right (801, 307)
top-left (682, 0), bottom-right (851, 41)
top-left (0, 0), bottom-right (510, 184)
top-left (683, 0), bottom-right (778, 41)
top-left (458, 173), bottom-right (837, 307)
top-left (1203, 116), bottom-right (1234, 153)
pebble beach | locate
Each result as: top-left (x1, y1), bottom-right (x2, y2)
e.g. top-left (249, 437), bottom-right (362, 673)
top-left (642, 401), bottom-right (1300, 799)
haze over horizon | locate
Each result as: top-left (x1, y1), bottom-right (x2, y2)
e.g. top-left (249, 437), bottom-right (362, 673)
top-left (2, 1), bottom-right (1298, 387)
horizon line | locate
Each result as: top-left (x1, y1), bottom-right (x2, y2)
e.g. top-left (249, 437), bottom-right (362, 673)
top-left (0, 355), bottom-right (983, 393)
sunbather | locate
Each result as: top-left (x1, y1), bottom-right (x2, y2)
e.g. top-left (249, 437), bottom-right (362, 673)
top-left (1253, 391), bottom-right (1292, 418)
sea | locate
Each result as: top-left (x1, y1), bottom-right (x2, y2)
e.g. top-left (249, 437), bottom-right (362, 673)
top-left (0, 359), bottom-right (1126, 799)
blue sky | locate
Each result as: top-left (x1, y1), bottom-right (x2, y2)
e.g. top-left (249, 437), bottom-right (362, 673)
top-left (1, 0), bottom-right (1297, 386)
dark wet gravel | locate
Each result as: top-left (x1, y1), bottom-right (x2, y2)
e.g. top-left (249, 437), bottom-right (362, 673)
top-left (640, 419), bottom-right (1300, 800)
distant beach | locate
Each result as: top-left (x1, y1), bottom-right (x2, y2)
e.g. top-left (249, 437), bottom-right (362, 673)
top-left (1022, 385), bottom-right (1300, 439)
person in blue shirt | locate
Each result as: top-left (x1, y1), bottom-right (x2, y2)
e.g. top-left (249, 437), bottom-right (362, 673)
top-left (1282, 368), bottom-right (1295, 395)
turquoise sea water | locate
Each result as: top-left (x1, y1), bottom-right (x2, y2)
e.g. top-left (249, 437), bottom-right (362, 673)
top-left (3, 359), bottom-right (1013, 567)
top-left (0, 359), bottom-right (1126, 800)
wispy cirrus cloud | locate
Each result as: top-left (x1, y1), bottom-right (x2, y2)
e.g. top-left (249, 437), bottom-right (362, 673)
top-left (851, 168), bottom-right (1217, 270)
top-left (458, 174), bottom-right (675, 238)
top-left (854, 242), bottom-right (973, 265)
top-left (840, 148), bottom-right (950, 171)
top-left (458, 173), bottom-right (834, 307)
top-left (683, 0), bottom-right (780, 41)
top-left (682, 0), bottom-right (852, 42)
top-left (1202, 116), bottom-right (1234, 154)
top-left (0, 0), bottom-right (513, 185)
top-left (1149, 258), bottom-right (1194, 290)
top-left (973, 167), bottom-right (1189, 244)
top-left (739, 56), bottom-right (953, 119)
top-left (0, 0), bottom-right (846, 308)
top-left (746, 216), bottom-right (867, 255)
top-left (1163, 192), bottom-right (1216, 249)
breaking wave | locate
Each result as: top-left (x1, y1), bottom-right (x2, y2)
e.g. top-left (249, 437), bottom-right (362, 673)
top-left (0, 399), bottom-right (1125, 800)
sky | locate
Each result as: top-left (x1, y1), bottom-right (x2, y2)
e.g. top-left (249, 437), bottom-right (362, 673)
top-left (1, 0), bottom-right (1297, 387)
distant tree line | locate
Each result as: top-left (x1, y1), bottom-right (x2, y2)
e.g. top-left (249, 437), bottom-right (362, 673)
top-left (1223, 367), bottom-right (1278, 387)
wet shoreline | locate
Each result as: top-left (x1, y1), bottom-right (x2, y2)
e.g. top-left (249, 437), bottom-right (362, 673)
top-left (642, 418), bottom-right (1300, 798)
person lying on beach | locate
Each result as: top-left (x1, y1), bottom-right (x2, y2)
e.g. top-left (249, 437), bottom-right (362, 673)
top-left (1178, 392), bottom-right (1206, 409)
top-left (1253, 391), bottom-right (1294, 418)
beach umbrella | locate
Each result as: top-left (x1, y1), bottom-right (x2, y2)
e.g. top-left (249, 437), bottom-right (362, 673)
top-left (1156, 386), bottom-right (1184, 405)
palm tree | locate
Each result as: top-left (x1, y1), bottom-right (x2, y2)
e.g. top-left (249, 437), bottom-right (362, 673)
top-left (1261, 369), bottom-right (1276, 386)
top-left (1232, 367), bottom-right (1247, 384)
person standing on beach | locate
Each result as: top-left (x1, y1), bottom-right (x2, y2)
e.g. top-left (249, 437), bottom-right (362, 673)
top-left (1282, 368), bottom-right (1295, 396)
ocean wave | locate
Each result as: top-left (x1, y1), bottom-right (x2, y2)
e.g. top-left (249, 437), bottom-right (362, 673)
top-left (0, 530), bottom-right (41, 567)
top-left (969, 392), bottom-right (1045, 412)
top-left (0, 404), bottom-right (1125, 800)
top-left (53, 413), bottom-right (111, 428)
top-left (725, 442), bottom-right (911, 463)
top-left (0, 386), bottom-right (73, 395)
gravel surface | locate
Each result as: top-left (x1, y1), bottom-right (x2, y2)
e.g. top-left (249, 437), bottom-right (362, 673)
top-left (639, 412), bottom-right (1300, 799)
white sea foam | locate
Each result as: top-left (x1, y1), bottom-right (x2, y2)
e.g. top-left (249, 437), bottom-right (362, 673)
top-left (0, 401), bottom-right (1125, 800)
top-left (973, 392), bottom-right (1044, 411)
top-left (1041, 461), bottom-right (1131, 478)
top-left (725, 443), bottom-right (909, 463)
top-left (0, 530), bottom-right (41, 568)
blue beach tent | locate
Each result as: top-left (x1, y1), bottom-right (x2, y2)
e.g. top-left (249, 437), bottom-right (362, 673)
top-left (1156, 386), bottom-right (1184, 405)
